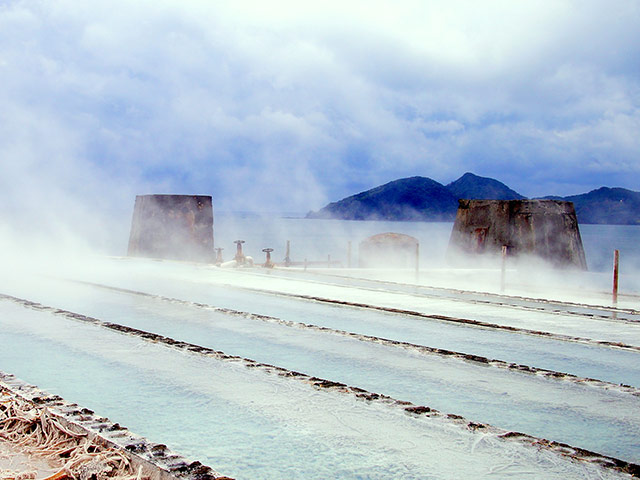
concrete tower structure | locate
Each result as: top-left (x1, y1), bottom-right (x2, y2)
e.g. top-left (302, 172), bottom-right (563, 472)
top-left (447, 199), bottom-right (587, 269)
top-left (127, 195), bottom-right (214, 263)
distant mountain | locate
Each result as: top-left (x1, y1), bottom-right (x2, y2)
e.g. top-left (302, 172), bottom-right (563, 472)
top-left (446, 172), bottom-right (524, 200)
top-left (307, 173), bottom-right (640, 224)
top-left (306, 176), bottom-right (458, 221)
top-left (561, 187), bottom-right (640, 225)
top-left (307, 173), bottom-right (522, 221)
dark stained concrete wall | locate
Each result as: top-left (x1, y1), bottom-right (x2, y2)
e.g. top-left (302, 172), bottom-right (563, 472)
top-left (448, 200), bottom-right (587, 269)
top-left (359, 232), bottom-right (419, 268)
top-left (127, 195), bottom-right (214, 263)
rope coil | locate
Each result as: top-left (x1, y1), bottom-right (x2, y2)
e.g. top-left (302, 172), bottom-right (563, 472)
top-left (1, 390), bottom-right (141, 480)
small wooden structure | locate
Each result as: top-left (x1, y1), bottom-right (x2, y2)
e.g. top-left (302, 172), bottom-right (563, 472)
top-left (447, 199), bottom-right (587, 269)
top-left (359, 233), bottom-right (419, 268)
top-left (127, 195), bottom-right (214, 263)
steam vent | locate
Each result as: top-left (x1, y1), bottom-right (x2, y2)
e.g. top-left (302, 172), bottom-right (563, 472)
top-left (127, 194), bottom-right (214, 263)
top-left (359, 232), bottom-right (419, 268)
top-left (447, 199), bottom-right (587, 269)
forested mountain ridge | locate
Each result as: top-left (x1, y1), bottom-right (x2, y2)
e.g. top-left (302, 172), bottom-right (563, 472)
top-left (307, 173), bottom-right (640, 225)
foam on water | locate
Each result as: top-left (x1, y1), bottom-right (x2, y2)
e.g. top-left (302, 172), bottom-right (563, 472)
top-left (20, 265), bottom-right (638, 388)
top-left (1, 277), bottom-right (640, 464)
top-left (80, 258), bottom-right (640, 346)
top-left (1, 302), bottom-right (630, 479)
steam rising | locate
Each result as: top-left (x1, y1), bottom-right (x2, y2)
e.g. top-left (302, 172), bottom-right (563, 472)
top-left (1, 1), bottom-right (639, 223)
top-left (0, 0), bottom-right (638, 300)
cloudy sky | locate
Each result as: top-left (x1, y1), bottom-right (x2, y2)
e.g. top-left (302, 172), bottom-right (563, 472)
top-left (1, 0), bottom-right (639, 240)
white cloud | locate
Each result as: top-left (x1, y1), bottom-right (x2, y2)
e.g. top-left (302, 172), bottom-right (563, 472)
top-left (0, 0), bottom-right (638, 250)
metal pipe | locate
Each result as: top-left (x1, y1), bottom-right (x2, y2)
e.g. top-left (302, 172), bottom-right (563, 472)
top-left (262, 248), bottom-right (274, 268)
top-left (234, 240), bottom-right (245, 264)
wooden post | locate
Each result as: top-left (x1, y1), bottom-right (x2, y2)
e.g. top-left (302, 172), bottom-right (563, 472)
top-left (415, 243), bottom-right (420, 284)
top-left (500, 245), bottom-right (508, 293)
top-left (284, 240), bottom-right (291, 267)
top-left (328, 254), bottom-right (331, 268)
top-left (613, 249), bottom-right (620, 306)
top-left (304, 258), bottom-right (308, 271)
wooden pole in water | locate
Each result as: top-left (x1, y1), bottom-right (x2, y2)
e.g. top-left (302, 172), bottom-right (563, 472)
top-left (500, 245), bottom-right (507, 293)
top-left (613, 249), bottom-right (620, 306)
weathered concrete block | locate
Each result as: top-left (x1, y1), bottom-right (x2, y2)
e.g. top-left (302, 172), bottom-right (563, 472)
top-left (127, 195), bottom-right (214, 263)
top-left (447, 199), bottom-right (587, 269)
top-left (359, 232), bottom-right (419, 268)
